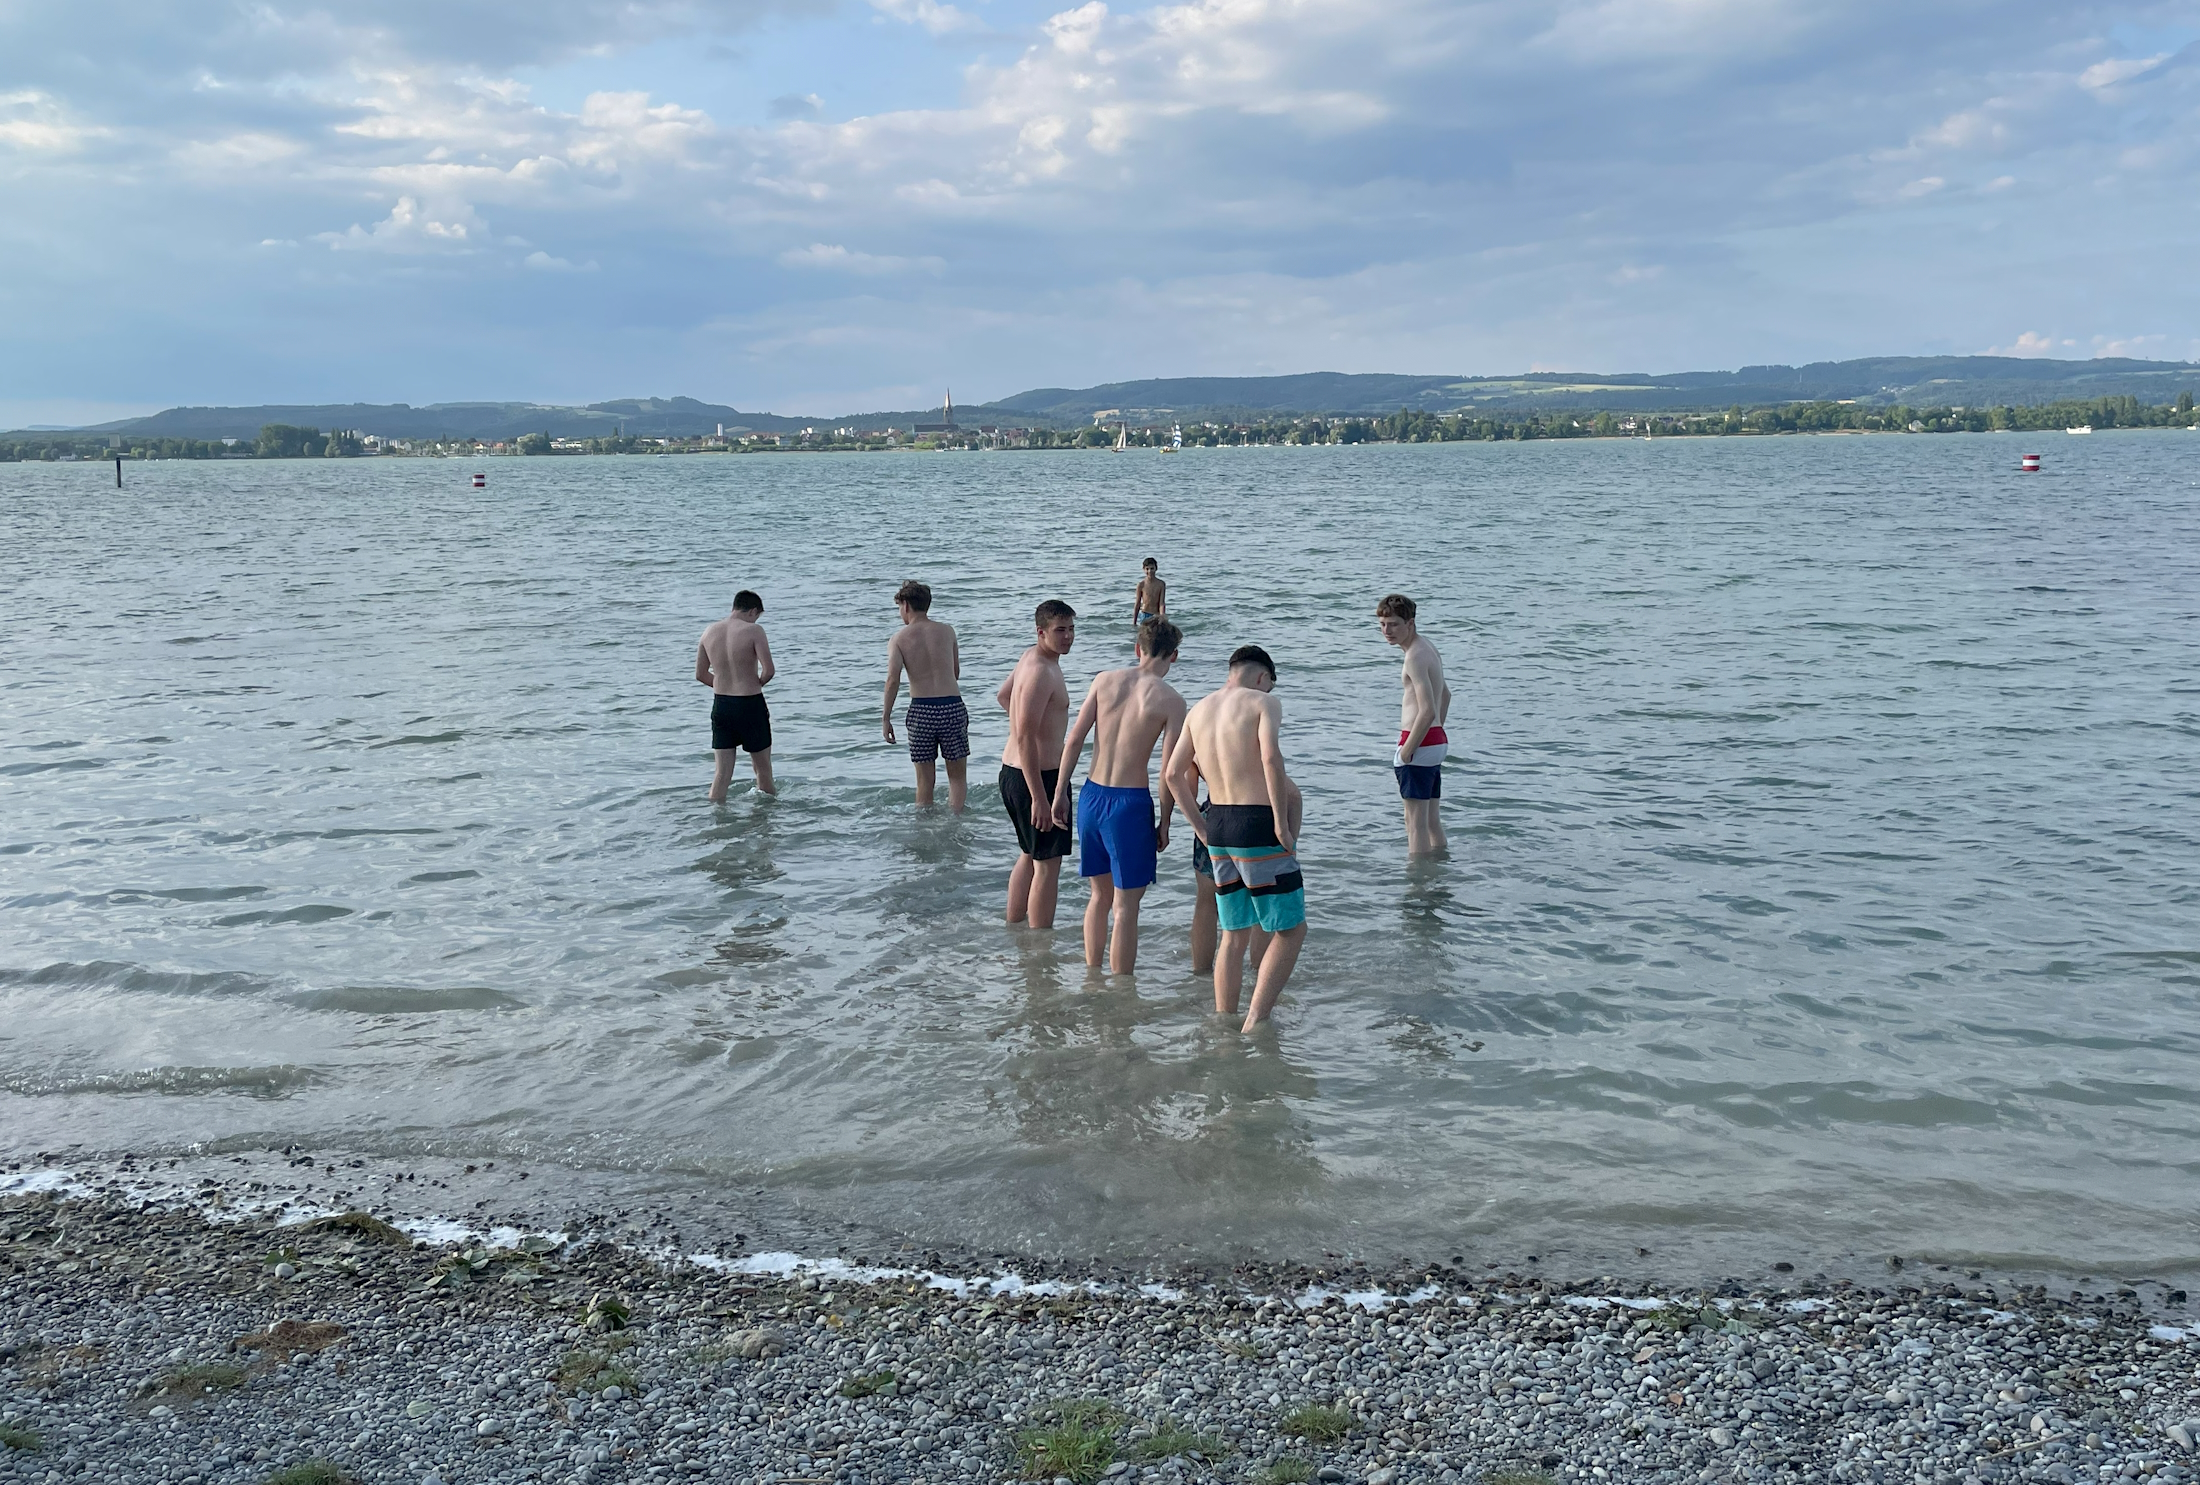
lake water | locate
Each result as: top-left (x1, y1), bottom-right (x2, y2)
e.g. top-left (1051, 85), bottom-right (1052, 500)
top-left (3, 435), bottom-right (2196, 1283)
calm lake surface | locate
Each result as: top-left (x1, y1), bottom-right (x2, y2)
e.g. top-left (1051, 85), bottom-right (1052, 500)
top-left (3, 436), bottom-right (2197, 1280)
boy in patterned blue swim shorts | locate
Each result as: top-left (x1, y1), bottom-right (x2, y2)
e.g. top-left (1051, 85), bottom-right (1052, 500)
top-left (882, 580), bottom-right (970, 810)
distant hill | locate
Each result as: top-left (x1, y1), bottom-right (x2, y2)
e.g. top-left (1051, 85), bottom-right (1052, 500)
top-left (26, 356), bottom-right (2200, 439)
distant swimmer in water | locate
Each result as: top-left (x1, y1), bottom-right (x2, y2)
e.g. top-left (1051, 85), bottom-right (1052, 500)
top-left (1165, 644), bottom-right (1305, 1029)
top-left (1378, 593), bottom-right (1449, 856)
top-left (1133, 557), bottom-right (1167, 632)
top-left (995, 599), bottom-right (1077, 928)
top-left (881, 580), bottom-right (969, 811)
top-left (1053, 617), bottom-right (1190, 973)
top-left (697, 589), bottom-right (775, 802)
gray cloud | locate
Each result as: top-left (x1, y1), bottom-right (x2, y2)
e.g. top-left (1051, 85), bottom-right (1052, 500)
top-left (2, 0), bottom-right (2196, 414)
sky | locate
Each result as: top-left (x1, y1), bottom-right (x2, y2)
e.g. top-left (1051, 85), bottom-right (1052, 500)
top-left (3, 0), bottom-right (2197, 423)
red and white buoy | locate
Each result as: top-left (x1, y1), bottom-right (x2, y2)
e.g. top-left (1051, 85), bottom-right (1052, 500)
top-left (472, 472), bottom-right (486, 488)
top-left (2020, 453), bottom-right (2040, 472)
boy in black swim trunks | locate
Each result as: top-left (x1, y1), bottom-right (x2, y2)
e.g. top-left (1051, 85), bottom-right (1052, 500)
top-left (697, 590), bottom-right (775, 801)
top-left (995, 599), bottom-right (1076, 928)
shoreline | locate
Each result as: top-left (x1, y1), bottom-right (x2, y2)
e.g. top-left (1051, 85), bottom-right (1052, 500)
top-left (6, 1157), bottom-right (2200, 1485)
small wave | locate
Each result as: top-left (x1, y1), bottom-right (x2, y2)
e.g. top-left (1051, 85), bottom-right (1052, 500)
top-left (370, 730), bottom-right (466, 749)
top-left (212, 904), bottom-right (353, 927)
top-left (0, 960), bottom-right (276, 998)
top-left (0, 757), bottom-right (104, 776)
top-left (0, 1063), bottom-right (318, 1099)
top-left (286, 984), bottom-right (523, 1014)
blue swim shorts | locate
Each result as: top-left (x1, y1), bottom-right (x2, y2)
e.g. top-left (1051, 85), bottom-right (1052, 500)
top-left (1395, 763), bottom-right (1442, 800)
top-left (1077, 782), bottom-right (1157, 891)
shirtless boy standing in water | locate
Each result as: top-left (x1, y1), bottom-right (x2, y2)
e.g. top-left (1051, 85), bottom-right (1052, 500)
top-left (1133, 558), bottom-right (1166, 629)
top-left (1165, 645), bottom-right (1305, 1029)
top-left (1378, 593), bottom-right (1450, 856)
top-left (1053, 618), bottom-right (1189, 973)
top-left (881, 580), bottom-right (968, 810)
top-left (995, 600), bottom-right (1076, 928)
top-left (696, 590), bottom-right (775, 801)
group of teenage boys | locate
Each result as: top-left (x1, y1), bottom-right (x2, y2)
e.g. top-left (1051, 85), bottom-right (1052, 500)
top-left (693, 561), bottom-right (1450, 1031)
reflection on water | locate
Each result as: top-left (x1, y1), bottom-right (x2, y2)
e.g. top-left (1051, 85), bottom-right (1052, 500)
top-left (1, 436), bottom-right (2197, 1276)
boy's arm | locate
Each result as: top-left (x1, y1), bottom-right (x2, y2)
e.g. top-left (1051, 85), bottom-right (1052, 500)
top-left (994, 668), bottom-right (1015, 713)
top-left (1053, 682), bottom-right (1099, 813)
top-left (1259, 698), bottom-right (1293, 853)
top-left (695, 640), bottom-right (713, 687)
top-left (1163, 719), bottom-right (1208, 843)
top-left (881, 638), bottom-right (905, 743)
top-left (1012, 676), bottom-right (1056, 830)
top-left (1398, 653), bottom-right (1437, 762)
top-left (1153, 701), bottom-right (1187, 849)
top-left (754, 629), bottom-right (776, 687)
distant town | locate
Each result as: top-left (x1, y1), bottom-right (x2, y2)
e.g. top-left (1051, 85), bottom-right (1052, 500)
top-left (3, 391), bottom-right (2194, 463)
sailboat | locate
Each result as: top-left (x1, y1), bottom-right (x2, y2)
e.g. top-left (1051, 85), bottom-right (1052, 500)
top-left (1164, 424), bottom-right (1182, 453)
top-left (1113, 425), bottom-right (1127, 453)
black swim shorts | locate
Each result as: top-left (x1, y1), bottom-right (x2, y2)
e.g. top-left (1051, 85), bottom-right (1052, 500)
top-left (999, 764), bottom-right (1072, 862)
top-left (711, 693), bottom-right (772, 754)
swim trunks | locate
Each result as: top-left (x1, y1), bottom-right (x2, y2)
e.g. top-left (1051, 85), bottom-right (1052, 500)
top-left (1137, 611), bottom-right (1159, 626)
top-left (999, 765), bottom-right (1073, 861)
top-left (1205, 803), bottom-right (1305, 934)
top-left (1395, 725), bottom-right (1447, 800)
top-left (1077, 783), bottom-right (1157, 890)
top-left (905, 695), bottom-right (971, 764)
top-left (711, 693), bottom-right (772, 754)
top-left (1191, 800), bottom-right (1212, 879)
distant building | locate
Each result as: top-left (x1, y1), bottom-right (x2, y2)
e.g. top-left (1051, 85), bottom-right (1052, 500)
top-left (914, 389), bottom-right (959, 436)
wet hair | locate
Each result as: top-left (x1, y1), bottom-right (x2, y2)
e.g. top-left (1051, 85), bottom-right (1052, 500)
top-left (734, 590), bottom-right (764, 615)
top-left (1142, 557), bottom-right (1158, 571)
top-left (1034, 599), bottom-right (1076, 628)
top-left (1228, 644), bottom-right (1276, 680)
top-left (1375, 593), bottom-right (1417, 622)
top-left (895, 580), bottom-right (932, 612)
top-left (1138, 618), bottom-right (1182, 659)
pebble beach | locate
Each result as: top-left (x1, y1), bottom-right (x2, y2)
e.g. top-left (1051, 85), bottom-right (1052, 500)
top-left (5, 1157), bottom-right (2199, 1485)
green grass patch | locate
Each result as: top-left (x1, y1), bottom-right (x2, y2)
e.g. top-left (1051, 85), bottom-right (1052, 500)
top-left (555, 1349), bottom-right (638, 1394)
top-left (159, 1362), bottom-right (248, 1397)
top-left (0, 1424), bottom-right (42, 1453)
top-left (839, 1370), bottom-right (897, 1399)
top-left (263, 1461), bottom-right (356, 1485)
top-left (1256, 1458), bottom-right (1312, 1485)
top-left (1015, 1398), bottom-right (1126, 1483)
top-left (1279, 1402), bottom-right (1352, 1444)
top-left (1132, 1418), bottom-right (1229, 1461)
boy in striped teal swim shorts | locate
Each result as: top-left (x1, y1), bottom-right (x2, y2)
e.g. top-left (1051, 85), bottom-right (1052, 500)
top-left (1164, 644), bottom-right (1308, 1031)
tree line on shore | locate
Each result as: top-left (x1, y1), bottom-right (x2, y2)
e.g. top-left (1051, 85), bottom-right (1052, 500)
top-left (6, 393), bottom-right (2194, 462)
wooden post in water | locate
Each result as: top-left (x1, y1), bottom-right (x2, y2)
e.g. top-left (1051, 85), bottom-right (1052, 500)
top-left (115, 455), bottom-right (123, 488)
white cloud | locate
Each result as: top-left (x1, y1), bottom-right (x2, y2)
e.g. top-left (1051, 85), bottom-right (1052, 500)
top-left (2079, 55), bottom-right (2166, 91)
top-left (1986, 332), bottom-right (2058, 357)
top-left (316, 195), bottom-right (487, 252)
top-left (0, 89), bottom-right (99, 152)
top-left (1896, 176), bottom-right (1945, 198)
top-left (868, 0), bottom-right (978, 35)
top-left (2092, 333), bottom-right (2165, 358)
top-left (779, 243), bottom-right (944, 275)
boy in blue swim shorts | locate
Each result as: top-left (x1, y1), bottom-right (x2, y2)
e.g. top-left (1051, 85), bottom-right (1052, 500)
top-left (1052, 618), bottom-right (1190, 973)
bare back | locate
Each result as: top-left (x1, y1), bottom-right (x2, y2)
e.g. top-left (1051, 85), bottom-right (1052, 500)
top-left (1181, 686), bottom-right (1283, 806)
top-left (1399, 635), bottom-right (1449, 729)
top-left (890, 617), bottom-right (960, 698)
top-left (699, 617), bottom-right (769, 696)
top-left (1084, 669), bottom-right (1187, 790)
top-left (1000, 647), bottom-right (1070, 771)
